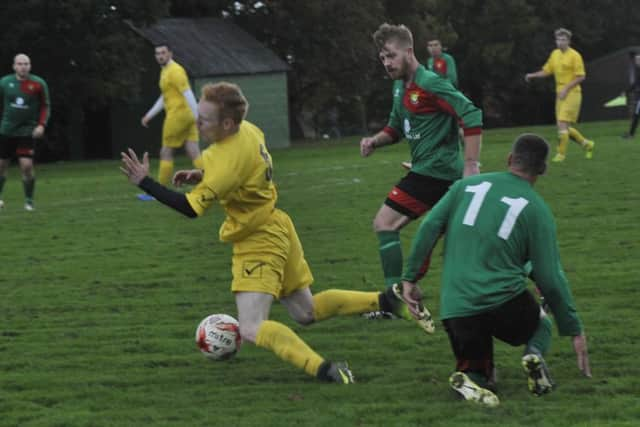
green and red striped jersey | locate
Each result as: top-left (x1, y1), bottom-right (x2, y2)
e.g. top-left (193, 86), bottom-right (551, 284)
top-left (427, 52), bottom-right (458, 87)
top-left (0, 74), bottom-right (50, 137)
top-left (384, 65), bottom-right (482, 181)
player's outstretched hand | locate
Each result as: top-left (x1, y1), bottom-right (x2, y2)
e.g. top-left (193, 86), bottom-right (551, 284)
top-left (572, 333), bottom-right (592, 378)
top-left (120, 148), bottom-right (149, 185)
top-left (400, 280), bottom-right (423, 319)
top-left (173, 169), bottom-right (203, 187)
top-left (360, 137), bottom-right (376, 157)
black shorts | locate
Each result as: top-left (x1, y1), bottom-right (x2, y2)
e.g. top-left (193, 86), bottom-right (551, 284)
top-left (384, 172), bottom-right (453, 219)
top-left (442, 290), bottom-right (540, 379)
top-left (0, 135), bottom-right (36, 159)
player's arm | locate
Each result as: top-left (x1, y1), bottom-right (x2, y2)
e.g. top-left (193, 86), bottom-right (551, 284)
top-left (529, 207), bottom-right (591, 376)
top-left (560, 53), bottom-right (586, 98)
top-left (141, 96), bottom-right (164, 127)
top-left (33, 79), bottom-right (50, 139)
top-left (524, 70), bottom-right (551, 82)
top-left (528, 207), bottom-right (582, 335)
top-left (402, 181), bottom-right (458, 284)
top-left (360, 130), bottom-right (397, 157)
top-left (182, 88), bottom-right (198, 119)
top-left (361, 83), bottom-right (403, 157)
top-left (120, 149), bottom-right (197, 218)
top-left (430, 78), bottom-right (483, 175)
top-left (447, 55), bottom-right (458, 87)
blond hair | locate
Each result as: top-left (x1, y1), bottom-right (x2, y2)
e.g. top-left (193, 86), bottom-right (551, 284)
top-left (554, 28), bottom-right (572, 39)
top-left (201, 82), bottom-right (249, 124)
top-left (373, 23), bottom-right (413, 50)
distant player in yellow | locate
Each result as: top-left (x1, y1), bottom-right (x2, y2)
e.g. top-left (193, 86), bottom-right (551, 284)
top-left (141, 43), bottom-right (202, 185)
top-left (121, 82), bottom-right (433, 383)
top-left (525, 28), bottom-right (594, 162)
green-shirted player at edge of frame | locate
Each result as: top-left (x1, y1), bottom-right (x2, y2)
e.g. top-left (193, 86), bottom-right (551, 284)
top-left (0, 53), bottom-right (50, 211)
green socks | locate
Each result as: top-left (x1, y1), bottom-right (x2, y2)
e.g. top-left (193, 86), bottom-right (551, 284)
top-left (377, 230), bottom-right (402, 288)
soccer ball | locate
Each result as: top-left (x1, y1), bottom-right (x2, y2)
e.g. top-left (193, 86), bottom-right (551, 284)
top-left (195, 314), bottom-right (241, 361)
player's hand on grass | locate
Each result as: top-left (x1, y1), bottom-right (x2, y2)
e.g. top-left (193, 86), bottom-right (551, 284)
top-left (400, 280), bottom-right (423, 319)
top-left (572, 333), bottom-right (592, 378)
top-left (360, 137), bottom-right (376, 157)
top-left (32, 124), bottom-right (45, 139)
top-left (120, 148), bottom-right (149, 185)
top-left (173, 169), bottom-right (203, 187)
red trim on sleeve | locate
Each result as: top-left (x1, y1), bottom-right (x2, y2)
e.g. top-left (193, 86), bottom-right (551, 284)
top-left (463, 127), bottom-right (482, 136)
top-left (38, 89), bottom-right (49, 126)
top-left (382, 126), bottom-right (400, 142)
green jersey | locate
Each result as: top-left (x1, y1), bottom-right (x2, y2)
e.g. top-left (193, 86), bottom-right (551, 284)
top-left (427, 52), bottom-right (458, 87)
top-left (0, 74), bottom-right (50, 137)
top-left (403, 171), bottom-right (582, 336)
top-left (383, 65), bottom-right (482, 181)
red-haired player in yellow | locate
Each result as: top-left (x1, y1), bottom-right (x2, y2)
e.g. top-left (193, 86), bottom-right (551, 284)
top-left (525, 28), bottom-right (594, 163)
top-left (141, 43), bottom-right (202, 185)
top-left (121, 82), bottom-right (434, 384)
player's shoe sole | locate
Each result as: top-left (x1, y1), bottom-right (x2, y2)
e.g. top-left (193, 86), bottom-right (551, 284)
top-left (449, 372), bottom-right (500, 408)
top-left (390, 283), bottom-right (435, 334)
top-left (401, 161), bottom-right (412, 170)
top-left (522, 353), bottom-right (554, 396)
top-left (584, 140), bottom-right (595, 159)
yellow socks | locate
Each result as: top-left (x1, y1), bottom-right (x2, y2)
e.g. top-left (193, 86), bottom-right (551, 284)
top-left (568, 127), bottom-right (587, 145)
top-left (313, 290), bottom-right (380, 321)
top-left (192, 156), bottom-right (204, 170)
top-left (255, 320), bottom-right (324, 377)
top-left (557, 131), bottom-right (569, 155)
top-left (158, 160), bottom-right (174, 186)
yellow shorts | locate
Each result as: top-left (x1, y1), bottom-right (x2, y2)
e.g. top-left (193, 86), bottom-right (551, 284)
top-left (556, 91), bottom-right (582, 123)
top-left (231, 209), bottom-right (314, 298)
top-left (162, 111), bottom-right (198, 148)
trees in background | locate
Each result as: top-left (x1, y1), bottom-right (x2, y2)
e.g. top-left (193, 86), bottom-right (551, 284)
top-left (1, 0), bottom-right (640, 155)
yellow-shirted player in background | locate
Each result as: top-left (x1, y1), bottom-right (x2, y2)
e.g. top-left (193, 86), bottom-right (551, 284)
top-left (141, 43), bottom-right (203, 185)
top-left (121, 82), bottom-right (433, 384)
top-left (525, 28), bottom-right (595, 162)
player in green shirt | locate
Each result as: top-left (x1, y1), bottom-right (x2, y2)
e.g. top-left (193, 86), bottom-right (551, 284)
top-left (427, 38), bottom-right (458, 87)
top-left (400, 134), bottom-right (591, 407)
top-left (360, 24), bottom-right (482, 319)
top-left (0, 54), bottom-right (50, 211)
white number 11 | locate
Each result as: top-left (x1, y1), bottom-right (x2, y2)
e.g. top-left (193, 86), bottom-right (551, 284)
top-left (463, 182), bottom-right (529, 240)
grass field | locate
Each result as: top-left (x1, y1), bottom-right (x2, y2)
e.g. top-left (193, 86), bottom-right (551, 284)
top-left (1, 120), bottom-right (639, 426)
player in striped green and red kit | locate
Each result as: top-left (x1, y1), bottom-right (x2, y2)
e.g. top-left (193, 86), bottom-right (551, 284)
top-left (360, 24), bottom-right (482, 316)
top-left (399, 134), bottom-right (591, 406)
top-left (427, 38), bottom-right (458, 87)
top-left (0, 54), bottom-right (50, 211)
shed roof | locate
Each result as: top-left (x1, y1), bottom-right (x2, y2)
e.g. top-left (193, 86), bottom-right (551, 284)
top-left (128, 17), bottom-right (289, 77)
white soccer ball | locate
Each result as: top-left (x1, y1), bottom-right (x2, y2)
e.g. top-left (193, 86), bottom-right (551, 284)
top-left (195, 314), bottom-right (241, 361)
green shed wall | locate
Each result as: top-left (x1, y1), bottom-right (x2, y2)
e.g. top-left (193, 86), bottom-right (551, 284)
top-left (194, 72), bottom-right (290, 149)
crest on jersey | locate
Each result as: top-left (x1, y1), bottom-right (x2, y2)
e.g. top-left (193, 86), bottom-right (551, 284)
top-left (409, 91), bottom-right (420, 104)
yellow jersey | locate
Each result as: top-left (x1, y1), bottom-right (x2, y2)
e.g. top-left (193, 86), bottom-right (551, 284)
top-left (186, 121), bottom-right (277, 243)
top-left (542, 47), bottom-right (585, 94)
top-left (159, 60), bottom-right (193, 115)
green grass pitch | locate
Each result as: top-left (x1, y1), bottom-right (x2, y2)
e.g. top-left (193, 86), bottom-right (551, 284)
top-left (1, 120), bottom-right (639, 426)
